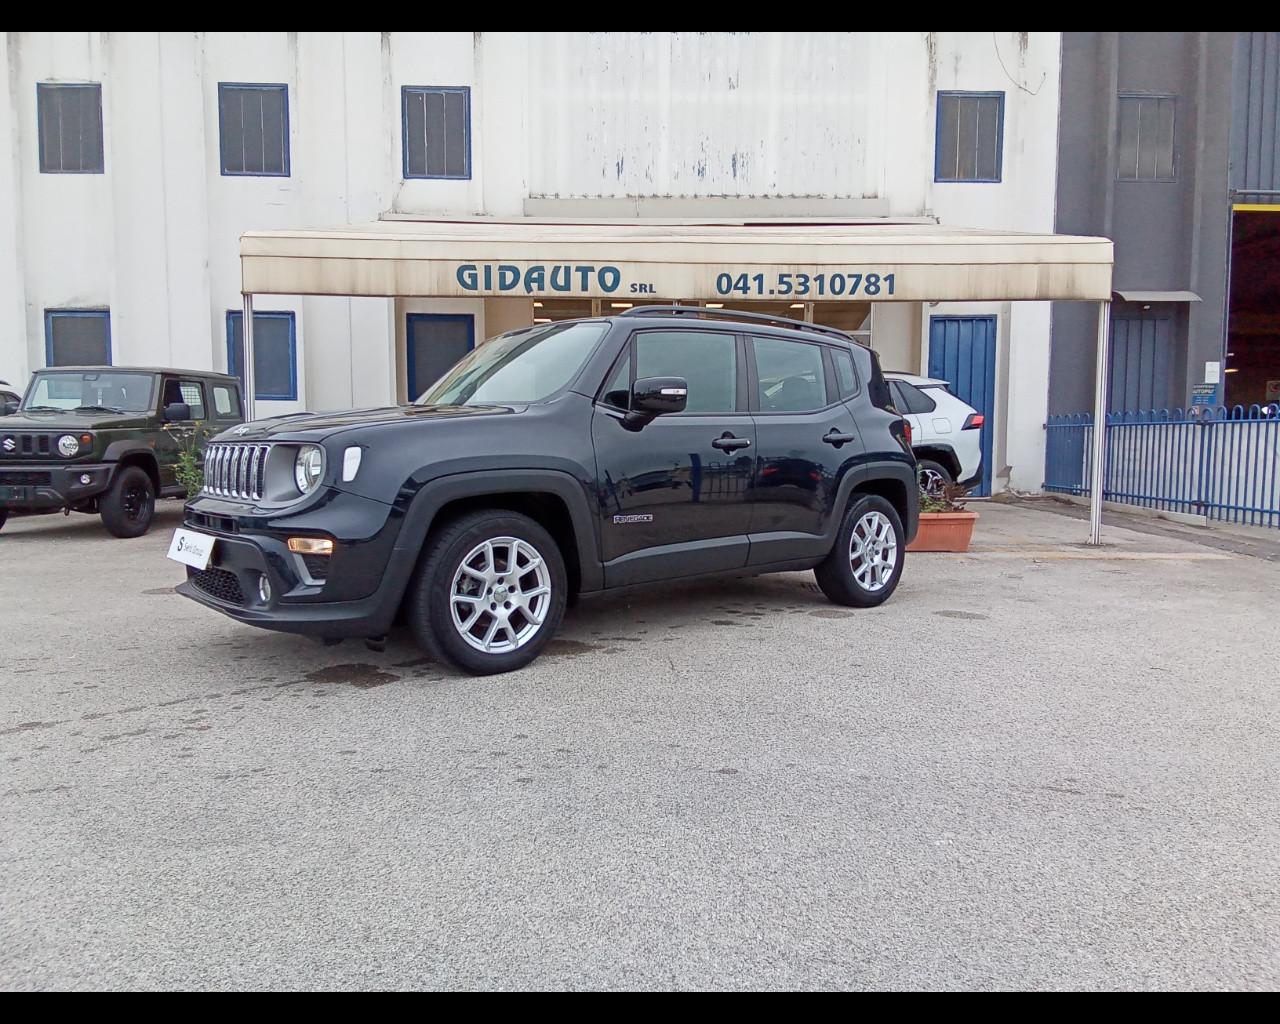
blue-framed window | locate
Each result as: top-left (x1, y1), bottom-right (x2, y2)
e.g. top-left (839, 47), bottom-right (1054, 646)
top-left (218, 83), bottom-right (290, 176)
top-left (45, 309), bottom-right (111, 366)
top-left (402, 86), bottom-right (471, 180)
top-left (935, 91), bottom-right (1004, 183)
top-left (37, 83), bottom-right (104, 174)
top-left (226, 311), bottom-right (297, 401)
top-left (406, 313), bottom-right (475, 400)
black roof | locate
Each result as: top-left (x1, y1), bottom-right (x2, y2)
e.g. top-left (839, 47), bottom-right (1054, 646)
top-left (30, 366), bottom-right (239, 380)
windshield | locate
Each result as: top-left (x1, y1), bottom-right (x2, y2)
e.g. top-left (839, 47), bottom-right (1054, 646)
top-left (21, 371), bottom-right (156, 413)
top-left (416, 322), bottom-right (609, 406)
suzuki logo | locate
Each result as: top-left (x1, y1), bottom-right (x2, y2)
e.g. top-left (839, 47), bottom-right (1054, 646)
top-left (2, 437), bottom-right (14, 452)
top-left (233, 425), bottom-right (252, 436)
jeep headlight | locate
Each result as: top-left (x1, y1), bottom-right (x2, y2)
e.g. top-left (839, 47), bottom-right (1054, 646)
top-left (57, 434), bottom-right (80, 457)
top-left (293, 445), bottom-right (324, 495)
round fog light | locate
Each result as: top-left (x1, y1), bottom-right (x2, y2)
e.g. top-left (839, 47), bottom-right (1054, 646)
top-left (79, 473), bottom-right (92, 485)
top-left (257, 574), bottom-right (272, 604)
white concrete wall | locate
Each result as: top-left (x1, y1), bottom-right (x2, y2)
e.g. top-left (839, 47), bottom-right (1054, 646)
top-left (0, 31), bottom-right (1064, 491)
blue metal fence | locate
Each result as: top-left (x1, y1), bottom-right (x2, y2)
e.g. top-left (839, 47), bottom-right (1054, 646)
top-left (1045, 406), bottom-right (1280, 529)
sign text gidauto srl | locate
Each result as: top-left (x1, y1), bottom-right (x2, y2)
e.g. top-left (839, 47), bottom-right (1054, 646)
top-left (454, 262), bottom-right (899, 299)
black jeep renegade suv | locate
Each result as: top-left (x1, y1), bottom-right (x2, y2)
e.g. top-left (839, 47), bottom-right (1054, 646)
top-left (175, 307), bottom-right (918, 675)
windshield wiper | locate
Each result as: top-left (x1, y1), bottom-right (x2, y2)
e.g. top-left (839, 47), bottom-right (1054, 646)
top-left (73, 405), bottom-right (125, 413)
top-left (21, 405), bottom-right (62, 412)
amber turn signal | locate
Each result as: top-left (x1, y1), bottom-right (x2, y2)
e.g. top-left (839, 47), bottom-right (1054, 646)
top-left (287, 537), bottom-right (334, 556)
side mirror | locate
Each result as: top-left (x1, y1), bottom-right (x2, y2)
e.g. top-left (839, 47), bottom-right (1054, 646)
top-left (0, 399), bottom-right (17, 417)
top-left (164, 402), bottom-right (192, 422)
top-left (630, 376), bottom-right (688, 417)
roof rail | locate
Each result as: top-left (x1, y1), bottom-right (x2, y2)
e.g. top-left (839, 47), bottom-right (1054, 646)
top-left (615, 304), bottom-right (855, 341)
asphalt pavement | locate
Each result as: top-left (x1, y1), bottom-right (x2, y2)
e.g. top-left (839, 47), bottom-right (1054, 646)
top-left (2, 500), bottom-right (1277, 990)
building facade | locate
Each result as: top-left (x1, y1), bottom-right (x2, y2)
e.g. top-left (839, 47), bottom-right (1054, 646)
top-left (0, 32), bottom-right (1209, 496)
top-left (1049, 31), bottom-right (1280, 417)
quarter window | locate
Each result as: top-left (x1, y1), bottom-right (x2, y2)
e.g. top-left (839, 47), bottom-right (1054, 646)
top-left (211, 385), bottom-right (242, 419)
top-left (402, 86), bottom-right (471, 179)
top-left (891, 381), bottom-right (938, 415)
top-left (832, 348), bottom-right (860, 398)
top-left (37, 83), bottom-right (104, 174)
top-left (753, 337), bottom-right (828, 412)
top-left (633, 331), bottom-right (737, 414)
top-left (218, 83), bottom-right (290, 176)
top-left (935, 91), bottom-right (1004, 183)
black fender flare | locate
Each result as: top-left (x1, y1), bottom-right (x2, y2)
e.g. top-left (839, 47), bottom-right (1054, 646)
top-left (830, 458), bottom-right (920, 544)
top-left (100, 442), bottom-right (160, 486)
top-left (384, 468), bottom-right (604, 603)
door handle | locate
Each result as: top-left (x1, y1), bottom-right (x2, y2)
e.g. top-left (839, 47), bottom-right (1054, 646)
top-left (711, 432), bottom-right (752, 451)
top-left (823, 429), bottom-right (856, 447)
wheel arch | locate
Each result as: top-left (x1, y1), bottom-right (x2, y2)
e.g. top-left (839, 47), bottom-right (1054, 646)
top-left (388, 469), bottom-right (603, 615)
top-left (912, 446), bottom-right (961, 480)
top-left (113, 451), bottom-right (161, 493)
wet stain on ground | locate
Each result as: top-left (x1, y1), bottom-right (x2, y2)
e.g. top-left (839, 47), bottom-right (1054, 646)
top-left (710, 619), bottom-right (746, 626)
top-left (142, 587), bottom-right (176, 595)
top-left (305, 663), bottom-right (400, 689)
top-left (714, 767), bottom-right (740, 775)
top-left (808, 609), bottom-right (854, 618)
top-left (543, 638), bottom-right (605, 658)
top-left (934, 609), bottom-right (990, 620)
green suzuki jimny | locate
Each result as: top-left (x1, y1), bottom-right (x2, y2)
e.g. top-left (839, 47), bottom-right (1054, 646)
top-left (0, 367), bottom-right (243, 538)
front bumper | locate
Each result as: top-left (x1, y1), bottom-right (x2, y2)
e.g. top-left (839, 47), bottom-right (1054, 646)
top-left (176, 488), bottom-right (408, 640)
top-left (0, 462), bottom-right (113, 511)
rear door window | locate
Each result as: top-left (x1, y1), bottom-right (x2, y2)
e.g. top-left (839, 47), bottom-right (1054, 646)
top-left (752, 336), bottom-right (828, 412)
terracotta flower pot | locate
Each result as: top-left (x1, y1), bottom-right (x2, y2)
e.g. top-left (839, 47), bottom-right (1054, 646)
top-left (907, 510), bottom-right (979, 553)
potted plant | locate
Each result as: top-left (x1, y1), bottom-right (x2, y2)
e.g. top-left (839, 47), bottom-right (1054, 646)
top-left (907, 481), bottom-right (979, 553)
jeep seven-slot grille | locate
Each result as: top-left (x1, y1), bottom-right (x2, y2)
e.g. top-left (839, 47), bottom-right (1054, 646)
top-left (203, 443), bottom-right (269, 501)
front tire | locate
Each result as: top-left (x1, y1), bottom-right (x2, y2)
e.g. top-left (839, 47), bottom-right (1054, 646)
top-left (407, 510), bottom-right (567, 676)
top-left (0, 510), bottom-right (7, 532)
top-left (814, 494), bottom-right (905, 608)
top-left (99, 466), bottom-right (156, 538)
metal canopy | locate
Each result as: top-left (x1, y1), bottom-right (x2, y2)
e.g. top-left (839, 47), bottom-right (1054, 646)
top-left (238, 217), bottom-right (1114, 303)
top-left (1113, 289), bottom-right (1201, 303)
top-left (237, 216), bottom-right (1116, 544)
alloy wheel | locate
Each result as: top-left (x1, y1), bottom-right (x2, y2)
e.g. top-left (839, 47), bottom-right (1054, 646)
top-left (849, 511), bottom-right (898, 592)
top-left (449, 536), bottom-right (552, 654)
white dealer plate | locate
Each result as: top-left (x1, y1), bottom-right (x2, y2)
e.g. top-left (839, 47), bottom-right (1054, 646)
top-left (167, 528), bottom-right (215, 570)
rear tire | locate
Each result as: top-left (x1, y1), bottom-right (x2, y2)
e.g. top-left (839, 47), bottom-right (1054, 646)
top-left (99, 466), bottom-right (156, 538)
top-left (814, 494), bottom-right (905, 608)
top-left (916, 458), bottom-right (953, 497)
top-left (407, 509), bottom-right (567, 676)
top-left (0, 511), bottom-right (7, 532)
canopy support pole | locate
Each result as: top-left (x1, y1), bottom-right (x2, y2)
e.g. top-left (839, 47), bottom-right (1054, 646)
top-left (1087, 299), bottom-right (1111, 546)
top-left (242, 293), bottom-right (256, 423)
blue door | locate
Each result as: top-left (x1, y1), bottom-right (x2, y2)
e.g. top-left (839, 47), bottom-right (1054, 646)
top-left (406, 313), bottom-right (475, 400)
top-left (928, 315), bottom-right (996, 496)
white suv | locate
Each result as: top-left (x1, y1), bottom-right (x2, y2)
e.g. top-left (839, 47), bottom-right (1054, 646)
top-left (883, 372), bottom-right (983, 494)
